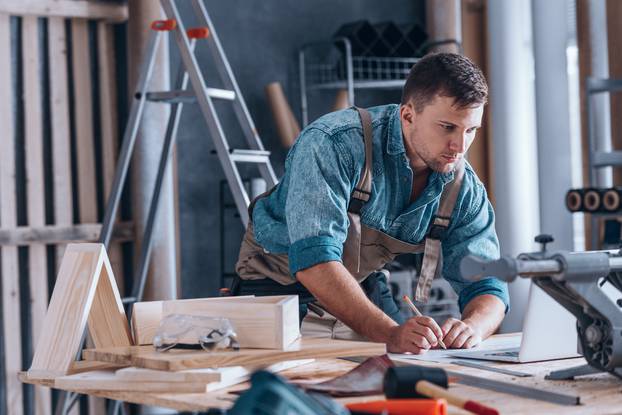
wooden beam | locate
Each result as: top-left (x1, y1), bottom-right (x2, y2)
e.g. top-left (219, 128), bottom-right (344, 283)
top-left (48, 16), bottom-right (73, 266)
top-left (98, 21), bottom-right (125, 293)
top-left (0, 13), bottom-right (23, 415)
top-left (22, 15), bottom-right (52, 415)
top-left (72, 18), bottom-right (98, 225)
top-left (0, 0), bottom-right (127, 22)
top-left (576, 0), bottom-right (594, 248)
top-left (0, 222), bottom-right (134, 246)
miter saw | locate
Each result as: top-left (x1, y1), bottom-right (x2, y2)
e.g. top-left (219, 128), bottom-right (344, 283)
top-left (460, 234), bottom-right (622, 380)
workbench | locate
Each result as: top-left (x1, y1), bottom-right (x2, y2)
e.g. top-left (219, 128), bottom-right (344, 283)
top-left (20, 333), bottom-right (622, 414)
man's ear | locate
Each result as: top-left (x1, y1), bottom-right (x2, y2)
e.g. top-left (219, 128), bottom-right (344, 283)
top-left (400, 102), bottom-right (415, 126)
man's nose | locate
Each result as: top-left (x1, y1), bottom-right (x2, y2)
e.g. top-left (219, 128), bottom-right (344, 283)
top-left (449, 133), bottom-right (468, 154)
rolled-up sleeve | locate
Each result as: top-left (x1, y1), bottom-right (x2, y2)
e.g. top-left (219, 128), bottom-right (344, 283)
top-left (285, 129), bottom-right (357, 276)
top-left (442, 178), bottom-right (510, 313)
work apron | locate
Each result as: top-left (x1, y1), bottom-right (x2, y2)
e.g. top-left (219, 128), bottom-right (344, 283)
top-left (234, 107), bottom-right (465, 340)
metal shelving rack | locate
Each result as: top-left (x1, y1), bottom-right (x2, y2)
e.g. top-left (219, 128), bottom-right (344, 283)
top-left (585, 77), bottom-right (622, 249)
top-left (298, 37), bottom-right (419, 126)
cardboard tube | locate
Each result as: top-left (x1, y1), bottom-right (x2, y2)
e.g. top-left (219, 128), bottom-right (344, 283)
top-left (332, 89), bottom-right (350, 111)
top-left (265, 82), bottom-right (299, 148)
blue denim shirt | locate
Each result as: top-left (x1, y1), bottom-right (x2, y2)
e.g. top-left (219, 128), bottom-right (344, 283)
top-left (252, 104), bottom-right (509, 313)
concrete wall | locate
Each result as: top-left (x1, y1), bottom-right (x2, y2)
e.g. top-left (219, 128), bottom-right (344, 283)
top-left (173, 1), bottom-right (425, 297)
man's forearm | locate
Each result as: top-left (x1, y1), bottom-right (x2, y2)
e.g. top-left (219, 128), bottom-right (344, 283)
top-left (461, 294), bottom-right (505, 339)
top-left (296, 261), bottom-right (398, 343)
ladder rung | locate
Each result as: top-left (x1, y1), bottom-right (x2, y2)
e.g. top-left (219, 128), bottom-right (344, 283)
top-left (136, 88), bottom-right (236, 103)
top-left (229, 149), bottom-right (271, 163)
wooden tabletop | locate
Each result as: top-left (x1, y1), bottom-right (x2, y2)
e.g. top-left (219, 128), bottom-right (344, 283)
top-left (20, 335), bottom-right (622, 414)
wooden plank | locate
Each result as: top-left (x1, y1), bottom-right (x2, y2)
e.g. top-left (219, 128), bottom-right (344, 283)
top-left (56, 370), bottom-right (209, 393)
top-left (115, 366), bottom-right (248, 384)
top-left (97, 21), bottom-right (125, 293)
top-left (86, 251), bottom-right (132, 348)
top-left (68, 360), bottom-right (124, 375)
top-left (71, 18), bottom-right (97, 225)
top-left (82, 338), bottom-right (387, 371)
top-left (22, 15), bottom-right (52, 415)
top-left (48, 16), bottom-right (73, 268)
top-left (27, 244), bottom-right (108, 378)
top-left (0, 222), bottom-right (134, 246)
top-left (0, 13), bottom-right (23, 415)
top-left (115, 359), bottom-right (315, 383)
top-left (0, 0), bottom-right (127, 22)
top-left (131, 295), bottom-right (297, 348)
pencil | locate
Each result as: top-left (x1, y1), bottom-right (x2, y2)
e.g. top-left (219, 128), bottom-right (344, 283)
top-left (402, 295), bottom-right (447, 350)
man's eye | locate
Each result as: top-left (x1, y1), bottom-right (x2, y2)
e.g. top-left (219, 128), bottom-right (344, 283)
top-left (441, 124), bottom-right (454, 131)
top-left (467, 127), bottom-right (477, 134)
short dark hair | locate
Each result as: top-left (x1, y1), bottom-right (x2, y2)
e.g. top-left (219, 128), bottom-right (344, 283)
top-left (401, 52), bottom-right (488, 112)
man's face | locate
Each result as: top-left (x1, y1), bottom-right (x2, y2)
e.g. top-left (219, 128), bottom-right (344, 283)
top-left (400, 95), bottom-right (484, 174)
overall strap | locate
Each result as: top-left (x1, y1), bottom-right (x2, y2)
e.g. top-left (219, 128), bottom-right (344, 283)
top-left (415, 159), bottom-right (466, 302)
top-left (348, 107), bottom-right (374, 213)
top-left (343, 107), bottom-right (374, 273)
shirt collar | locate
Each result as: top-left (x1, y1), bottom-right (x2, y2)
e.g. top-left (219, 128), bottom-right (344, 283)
top-left (386, 105), bottom-right (406, 155)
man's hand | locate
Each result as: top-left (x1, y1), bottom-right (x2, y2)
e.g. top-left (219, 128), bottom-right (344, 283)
top-left (441, 318), bottom-right (482, 349)
top-left (388, 316), bottom-right (445, 354)
top-left (440, 294), bottom-right (506, 349)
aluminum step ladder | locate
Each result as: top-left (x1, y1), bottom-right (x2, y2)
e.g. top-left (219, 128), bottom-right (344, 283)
top-left (55, 1), bottom-right (277, 413)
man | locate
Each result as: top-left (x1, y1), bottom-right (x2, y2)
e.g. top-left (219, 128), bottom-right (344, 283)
top-left (234, 52), bottom-right (508, 354)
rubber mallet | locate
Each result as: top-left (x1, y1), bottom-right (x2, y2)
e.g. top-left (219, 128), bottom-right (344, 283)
top-left (383, 366), bottom-right (499, 415)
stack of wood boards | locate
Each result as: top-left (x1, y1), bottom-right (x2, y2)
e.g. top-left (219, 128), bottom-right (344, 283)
top-left (53, 359), bottom-right (316, 393)
top-left (22, 243), bottom-right (387, 395)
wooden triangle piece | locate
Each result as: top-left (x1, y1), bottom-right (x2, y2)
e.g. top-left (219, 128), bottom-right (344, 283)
top-left (27, 243), bottom-right (132, 379)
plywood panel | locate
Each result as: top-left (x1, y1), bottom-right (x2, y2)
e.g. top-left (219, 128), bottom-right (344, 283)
top-left (22, 15), bottom-right (52, 415)
top-left (86, 252), bottom-right (132, 348)
top-left (0, 13), bottom-right (23, 415)
top-left (82, 338), bottom-right (386, 371)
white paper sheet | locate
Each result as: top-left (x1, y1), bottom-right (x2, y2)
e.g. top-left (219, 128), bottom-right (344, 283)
top-left (389, 333), bottom-right (522, 363)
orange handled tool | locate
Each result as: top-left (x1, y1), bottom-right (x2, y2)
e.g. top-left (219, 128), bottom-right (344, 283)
top-left (346, 398), bottom-right (447, 415)
top-left (384, 367), bottom-right (499, 415)
top-left (416, 380), bottom-right (499, 415)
